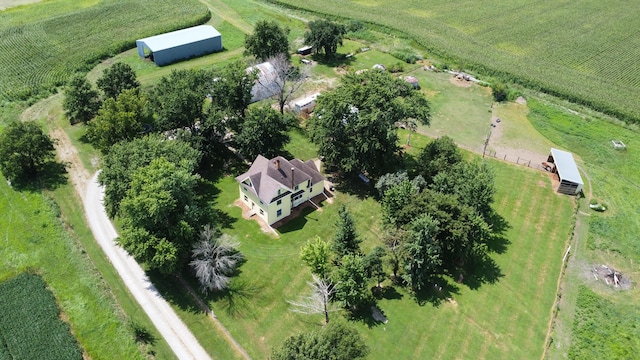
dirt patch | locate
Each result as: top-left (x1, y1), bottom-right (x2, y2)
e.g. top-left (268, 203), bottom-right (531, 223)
top-left (50, 128), bottom-right (91, 199)
top-left (515, 96), bottom-right (527, 105)
top-left (449, 76), bottom-right (472, 88)
top-left (589, 264), bottom-right (632, 290)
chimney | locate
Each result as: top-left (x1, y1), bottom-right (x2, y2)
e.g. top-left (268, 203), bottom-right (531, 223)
top-left (291, 167), bottom-right (295, 189)
top-left (274, 159), bottom-right (280, 169)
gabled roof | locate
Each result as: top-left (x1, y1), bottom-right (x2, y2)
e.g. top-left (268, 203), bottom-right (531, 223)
top-left (235, 155), bottom-right (324, 203)
top-left (550, 148), bottom-right (583, 185)
top-left (137, 25), bottom-right (221, 52)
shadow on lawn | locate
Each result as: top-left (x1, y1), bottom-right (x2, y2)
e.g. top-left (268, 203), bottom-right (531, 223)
top-left (206, 278), bottom-right (263, 318)
top-left (413, 276), bottom-right (461, 307)
top-left (10, 160), bottom-right (68, 192)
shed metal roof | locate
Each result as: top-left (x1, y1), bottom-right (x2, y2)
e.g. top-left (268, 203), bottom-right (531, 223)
top-left (137, 25), bottom-right (221, 52)
top-left (550, 148), bottom-right (583, 185)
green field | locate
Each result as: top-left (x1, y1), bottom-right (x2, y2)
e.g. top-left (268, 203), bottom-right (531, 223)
top-left (0, 172), bottom-right (146, 359)
top-left (272, 0), bottom-right (640, 122)
top-left (200, 133), bottom-right (575, 359)
top-left (0, 273), bottom-right (82, 359)
top-left (0, 0), bottom-right (209, 103)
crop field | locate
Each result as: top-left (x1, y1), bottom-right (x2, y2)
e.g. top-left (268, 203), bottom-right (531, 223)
top-left (271, 0), bottom-right (640, 122)
top-left (0, 0), bottom-right (209, 102)
top-left (0, 273), bottom-right (82, 359)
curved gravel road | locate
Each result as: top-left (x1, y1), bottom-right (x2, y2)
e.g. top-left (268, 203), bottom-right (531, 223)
top-left (85, 172), bottom-right (212, 360)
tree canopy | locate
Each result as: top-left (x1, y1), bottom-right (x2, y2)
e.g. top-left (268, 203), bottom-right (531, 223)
top-left (209, 60), bottom-right (257, 130)
top-left (63, 74), bottom-right (101, 124)
top-left (149, 69), bottom-right (211, 132)
top-left (99, 134), bottom-right (201, 217)
top-left (118, 157), bottom-right (204, 274)
top-left (234, 105), bottom-right (290, 160)
top-left (96, 62), bottom-right (140, 100)
top-left (333, 254), bottom-right (370, 310)
top-left (244, 20), bottom-right (290, 61)
top-left (0, 121), bottom-right (56, 184)
top-left (85, 89), bottom-right (151, 153)
top-left (190, 226), bottom-right (244, 293)
top-left (272, 321), bottom-right (368, 360)
top-left (309, 70), bottom-right (430, 177)
top-left (331, 205), bottom-right (361, 259)
top-left (265, 53), bottom-right (307, 114)
top-left (300, 236), bottom-right (332, 279)
top-left (417, 135), bottom-right (463, 181)
top-left (304, 20), bottom-right (346, 58)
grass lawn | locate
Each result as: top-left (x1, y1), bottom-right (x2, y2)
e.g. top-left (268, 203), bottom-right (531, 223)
top-left (526, 98), bottom-right (640, 359)
top-left (196, 128), bottom-right (575, 359)
top-left (0, 173), bottom-right (147, 359)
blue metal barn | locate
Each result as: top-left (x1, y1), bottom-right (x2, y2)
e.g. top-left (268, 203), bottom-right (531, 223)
top-left (136, 25), bottom-right (222, 66)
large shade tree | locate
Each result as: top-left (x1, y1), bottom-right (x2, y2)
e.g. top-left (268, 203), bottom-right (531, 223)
top-left (149, 69), bottom-right (211, 132)
top-left (99, 134), bottom-right (201, 217)
top-left (63, 74), bottom-right (101, 124)
top-left (85, 89), bottom-right (152, 153)
top-left (208, 60), bottom-right (257, 130)
top-left (265, 53), bottom-right (308, 114)
top-left (244, 20), bottom-right (290, 61)
top-left (304, 20), bottom-right (346, 58)
top-left (234, 105), bottom-right (290, 160)
top-left (118, 157), bottom-right (204, 274)
top-left (96, 62), bottom-right (140, 100)
top-left (309, 70), bottom-right (430, 177)
top-left (0, 121), bottom-right (56, 183)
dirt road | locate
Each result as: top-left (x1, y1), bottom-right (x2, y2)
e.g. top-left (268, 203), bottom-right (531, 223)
top-left (85, 172), bottom-right (212, 360)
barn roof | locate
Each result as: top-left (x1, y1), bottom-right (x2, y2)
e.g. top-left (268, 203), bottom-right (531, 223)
top-left (137, 25), bottom-right (221, 52)
top-left (550, 148), bottom-right (583, 185)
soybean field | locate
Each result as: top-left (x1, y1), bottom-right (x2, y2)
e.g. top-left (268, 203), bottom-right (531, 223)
top-left (0, 0), bottom-right (209, 102)
top-left (0, 273), bottom-right (82, 359)
top-left (272, 0), bottom-right (640, 122)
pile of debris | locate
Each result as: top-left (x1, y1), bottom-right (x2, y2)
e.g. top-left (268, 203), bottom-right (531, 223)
top-left (592, 265), bottom-right (631, 290)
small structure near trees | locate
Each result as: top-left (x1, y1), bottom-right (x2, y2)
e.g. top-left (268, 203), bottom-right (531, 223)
top-left (611, 140), bottom-right (626, 150)
top-left (547, 148), bottom-right (584, 195)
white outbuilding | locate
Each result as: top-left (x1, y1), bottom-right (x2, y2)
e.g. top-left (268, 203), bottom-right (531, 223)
top-left (547, 148), bottom-right (584, 195)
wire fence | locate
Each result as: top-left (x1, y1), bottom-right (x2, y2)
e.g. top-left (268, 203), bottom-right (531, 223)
top-left (483, 149), bottom-right (548, 171)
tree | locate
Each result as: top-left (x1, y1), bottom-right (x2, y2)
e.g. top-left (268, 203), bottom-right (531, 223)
top-left (272, 321), bottom-right (369, 360)
top-left (118, 157), bottom-right (203, 274)
top-left (0, 121), bottom-right (56, 183)
top-left (383, 228), bottom-right (409, 280)
top-left (234, 105), bottom-right (290, 160)
top-left (63, 74), bottom-right (101, 124)
top-left (364, 246), bottom-right (386, 288)
top-left (265, 53), bottom-right (308, 114)
top-left (209, 60), bottom-right (257, 130)
top-left (332, 205), bottom-right (361, 259)
top-left (417, 136), bottom-right (463, 181)
top-left (149, 69), bottom-right (211, 132)
top-left (304, 20), bottom-right (346, 58)
top-left (430, 159), bottom-right (496, 219)
top-left (99, 133), bottom-right (201, 217)
top-left (333, 254), bottom-right (370, 310)
top-left (96, 62), bottom-right (140, 99)
top-left (288, 274), bottom-right (336, 324)
top-left (309, 70), bottom-right (431, 177)
top-left (402, 214), bottom-right (441, 291)
top-left (381, 179), bottom-right (418, 227)
top-left (300, 236), bottom-right (331, 279)
top-left (244, 20), bottom-right (290, 61)
top-left (85, 89), bottom-right (152, 153)
top-left (190, 225), bottom-right (244, 293)
top-left (491, 82), bottom-right (508, 102)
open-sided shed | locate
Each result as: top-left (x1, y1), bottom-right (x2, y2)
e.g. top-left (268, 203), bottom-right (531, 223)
top-left (136, 25), bottom-right (222, 66)
top-left (548, 148), bottom-right (584, 195)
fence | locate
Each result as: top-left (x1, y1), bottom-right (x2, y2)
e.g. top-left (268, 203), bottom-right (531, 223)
top-left (483, 149), bottom-right (548, 171)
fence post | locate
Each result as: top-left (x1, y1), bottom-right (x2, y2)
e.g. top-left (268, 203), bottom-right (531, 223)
top-left (504, 154), bottom-right (507, 160)
top-left (528, 160), bottom-right (531, 167)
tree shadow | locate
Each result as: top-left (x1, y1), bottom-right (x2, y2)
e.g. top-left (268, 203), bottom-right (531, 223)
top-left (205, 278), bottom-right (263, 318)
top-left (485, 210), bottom-right (511, 254)
top-left (413, 276), bottom-right (460, 307)
top-left (10, 160), bottom-right (68, 191)
top-left (461, 255), bottom-right (504, 290)
top-left (276, 206), bottom-right (318, 233)
top-left (311, 52), bottom-right (356, 68)
top-left (347, 300), bottom-right (385, 329)
top-left (372, 285), bottom-right (403, 301)
top-left (146, 270), bottom-right (202, 314)
top-left (332, 173), bottom-right (376, 200)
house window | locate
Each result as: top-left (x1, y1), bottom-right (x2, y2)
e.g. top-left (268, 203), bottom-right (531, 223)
top-left (243, 186), bottom-right (247, 191)
top-left (294, 185), bottom-right (299, 190)
top-left (243, 195), bottom-right (248, 202)
top-left (278, 189), bottom-right (281, 195)
top-left (277, 199), bottom-right (282, 205)
top-left (293, 193), bottom-right (303, 202)
top-left (259, 209), bottom-right (264, 215)
top-left (307, 180), bottom-right (311, 188)
top-left (277, 209), bottom-right (282, 217)
top-left (260, 200), bottom-right (263, 205)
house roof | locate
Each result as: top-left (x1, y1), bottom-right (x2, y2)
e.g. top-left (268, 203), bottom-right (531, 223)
top-left (550, 148), bottom-right (583, 185)
top-left (235, 155), bottom-right (324, 203)
top-left (137, 25), bottom-right (221, 52)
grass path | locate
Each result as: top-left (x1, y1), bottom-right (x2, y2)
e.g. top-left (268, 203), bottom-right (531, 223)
top-left (199, 0), bottom-right (253, 34)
